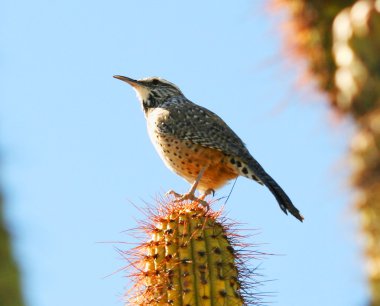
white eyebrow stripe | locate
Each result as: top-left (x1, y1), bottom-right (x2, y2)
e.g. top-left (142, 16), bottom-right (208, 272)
top-left (139, 77), bottom-right (182, 92)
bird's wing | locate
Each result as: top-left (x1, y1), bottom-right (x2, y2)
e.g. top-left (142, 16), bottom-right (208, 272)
top-left (156, 97), bottom-right (264, 185)
top-left (158, 97), bottom-right (251, 159)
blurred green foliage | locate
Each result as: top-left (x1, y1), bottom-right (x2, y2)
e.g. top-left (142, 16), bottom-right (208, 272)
top-left (0, 192), bottom-right (25, 306)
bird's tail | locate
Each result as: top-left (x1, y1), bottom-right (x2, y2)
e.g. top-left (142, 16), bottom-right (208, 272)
top-left (248, 158), bottom-right (304, 222)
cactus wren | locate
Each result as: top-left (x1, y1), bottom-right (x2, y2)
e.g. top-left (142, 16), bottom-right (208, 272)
top-left (114, 75), bottom-right (303, 222)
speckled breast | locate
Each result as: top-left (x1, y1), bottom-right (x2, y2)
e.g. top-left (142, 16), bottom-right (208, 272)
top-left (146, 108), bottom-right (238, 191)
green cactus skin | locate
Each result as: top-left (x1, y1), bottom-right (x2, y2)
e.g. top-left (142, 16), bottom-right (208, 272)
top-left (126, 199), bottom-right (260, 306)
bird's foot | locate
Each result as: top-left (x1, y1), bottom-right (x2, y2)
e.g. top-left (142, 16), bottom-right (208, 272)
top-left (199, 188), bottom-right (215, 199)
top-left (165, 189), bottom-right (211, 210)
top-left (197, 189), bottom-right (215, 211)
top-left (165, 189), bottom-right (182, 198)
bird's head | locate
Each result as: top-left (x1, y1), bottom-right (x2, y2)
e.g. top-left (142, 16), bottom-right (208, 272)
top-left (113, 75), bottom-right (183, 112)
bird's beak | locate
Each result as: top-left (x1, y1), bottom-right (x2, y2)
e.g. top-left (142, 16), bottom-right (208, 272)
top-left (113, 75), bottom-right (142, 88)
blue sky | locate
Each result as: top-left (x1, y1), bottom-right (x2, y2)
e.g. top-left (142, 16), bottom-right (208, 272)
top-left (1, 1), bottom-right (367, 305)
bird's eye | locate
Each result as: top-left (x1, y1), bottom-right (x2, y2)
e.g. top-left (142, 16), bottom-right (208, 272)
top-left (151, 79), bottom-right (159, 85)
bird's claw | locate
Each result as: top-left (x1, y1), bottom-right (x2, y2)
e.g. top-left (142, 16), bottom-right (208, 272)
top-left (203, 188), bottom-right (215, 197)
top-left (165, 189), bottom-right (211, 211)
top-left (165, 190), bottom-right (182, 198)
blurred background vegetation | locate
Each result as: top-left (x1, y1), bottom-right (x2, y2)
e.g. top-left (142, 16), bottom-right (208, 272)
top-left (0, 186), bottom-right (25, 306)
top-left (273, 0), bottom-right (380, 305)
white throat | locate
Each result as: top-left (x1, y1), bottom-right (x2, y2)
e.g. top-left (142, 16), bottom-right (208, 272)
top-left (133, 86), bottom-right (151, 103)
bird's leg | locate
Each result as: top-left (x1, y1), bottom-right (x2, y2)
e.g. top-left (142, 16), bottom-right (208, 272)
top-left (186, 166), bottom-right (207, 197)
top-left (167, 166), bottom-right (206, 199)
top-left (166, 166), bottom-right (210, 208)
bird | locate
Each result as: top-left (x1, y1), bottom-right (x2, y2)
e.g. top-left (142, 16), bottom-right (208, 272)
top-left (114, 75), bottom-right (304, 222)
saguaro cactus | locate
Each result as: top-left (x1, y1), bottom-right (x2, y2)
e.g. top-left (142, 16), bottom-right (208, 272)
top-left (124, 198), bottom-right (261, 305)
